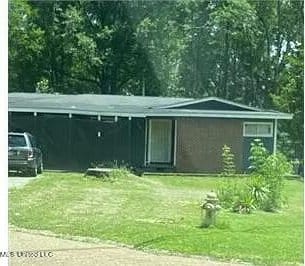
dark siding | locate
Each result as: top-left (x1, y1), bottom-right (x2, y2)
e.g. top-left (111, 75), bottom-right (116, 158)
top-left (9, 112), bottom-right (37, 135)
top-left (9, 112), bottom-right (146, 171)
top-left (173, 100), bottom-right (253, 111)
top-left (68, 117), bottom-right (131, 169)
top-left (37, 114), bottom-right (71, 169)
top-left (9, 113), bottom-right (71, 169)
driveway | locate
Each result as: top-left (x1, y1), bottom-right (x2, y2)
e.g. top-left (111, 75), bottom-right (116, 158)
top-left (8, 174), bottom-right (38, 189)
top-left (9, 229), bottom-right (248, 266)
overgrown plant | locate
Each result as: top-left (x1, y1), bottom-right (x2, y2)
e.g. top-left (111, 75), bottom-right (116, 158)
top-left (247, 175), bottom-right (270, 208)
top-left (217, 179), bottom-right (240, 209)
top-left (218, 140), bottom-right (292, 214)
top-left (87, 160), bottom-right (133, 182)
top-left (232, 191), bottom-right (256, 214)
top-left (107, 168), bottom-right (132, 181)
top-left (222, 145), bottom-right (236, 176)
top-left (259, 153), bottom-right (292, 211)
top-left (249, 139), bottom-right (292, 211)
top-left (248, 139), bottom-right (269, 173)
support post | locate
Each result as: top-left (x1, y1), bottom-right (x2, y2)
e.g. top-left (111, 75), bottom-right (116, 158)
top-left (144, 119), bottom-right (148, 166)
top-left (273, 119), bottom-right (278, 154)
top-left (68, 113), bottom-right (72, 168)
top-left (128, 117), bottom-right (132, 165)
top-left (33, 112), bottom-right (38, 137)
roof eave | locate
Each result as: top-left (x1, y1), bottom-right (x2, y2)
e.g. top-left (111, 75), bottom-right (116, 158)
top-left (144, 112), bottom-right (292, 120)
top-left (8, 108), bottom-right (145, 118)
top-left (9, 108), bottom-right (292, 120)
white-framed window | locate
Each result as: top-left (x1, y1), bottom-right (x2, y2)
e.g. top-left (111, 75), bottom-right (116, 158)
top-left (243, 122), bottom-right (273, 137)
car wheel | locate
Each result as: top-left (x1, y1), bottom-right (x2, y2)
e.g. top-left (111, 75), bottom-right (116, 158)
top-left (27, 167), bottom-right (37, 177)
top-left (37, 161), bottom-right (43, 174)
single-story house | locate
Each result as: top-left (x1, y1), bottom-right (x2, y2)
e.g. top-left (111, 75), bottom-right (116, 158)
top-left (8, 93), bottom-right (292, 173)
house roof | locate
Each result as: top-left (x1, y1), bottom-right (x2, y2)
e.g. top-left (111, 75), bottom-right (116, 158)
top-left (158, 96), bottom-right (261, 111)
top-left (8, 93), bottom-right (292, 120)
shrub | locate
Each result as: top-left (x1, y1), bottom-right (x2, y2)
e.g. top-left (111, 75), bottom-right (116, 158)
top-left (259, 153), bottom-right (292, 211)
top-left (218, 140), bottom-right (292, 213)
top-left (232, 191), bottom-right (256, 214)
top-left (247, 175), bottom-right (270, 208)
top-left (248, 139), bottom-right (269, 173)
top-left (222, 144), bottom-right (236, 176)
top-left (217, 178), bottom-right (243, 209)
top-left (249, 140), bottom-right (292, 211)
top-left (218, 180), bottom-right (256, 214)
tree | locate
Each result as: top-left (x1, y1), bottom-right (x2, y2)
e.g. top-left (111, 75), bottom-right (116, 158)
top-left (272, 48), bottom-right (303, 159)
top-left (9, 0), bottom-right (44, 92)
top-left (8, 0), bottom-right (303, 160)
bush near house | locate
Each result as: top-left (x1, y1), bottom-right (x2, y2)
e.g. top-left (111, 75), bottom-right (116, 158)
top-left (218, 140), bottom-right (293, 213)
top-left (221, 145), bottom-right (236, 176)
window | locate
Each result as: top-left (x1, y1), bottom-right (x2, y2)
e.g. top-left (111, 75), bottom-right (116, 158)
top-left (8, 135), bottom-right (27, 147)
top-left (243, 122), bottom-right (273, 137)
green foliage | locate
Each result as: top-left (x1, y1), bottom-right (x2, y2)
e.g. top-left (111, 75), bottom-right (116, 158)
top-left (249, 140), bottom-right (292, 211)
top-left (232, 191), bottom-right (256, 214)
top-left (247, 175), bottom-right (269, 208)
top-left (248, 139), bottom-right (269, 173)
top-left (218, 178), bottom-right (256, 214)
top-left (217, 178), bottom-right (243, 209)
top-left (9, 0), bottom-right (45, 91)
top-left (221, 144), bottom-right (236, 176)
top-left (106, 168), bottom-right (132, 181)
top-left (219, 141), bottom-right (292, 213)
top-left (35, 78), bottom-right (53, 93)
top-left (259, 153), bottom-right (293, 211)
top-left (88, 160), bottom-right (132, 182)
top-left (272, 49), bottom-right (304, 160)
top-left (85, 166), bottom-right (132, 182)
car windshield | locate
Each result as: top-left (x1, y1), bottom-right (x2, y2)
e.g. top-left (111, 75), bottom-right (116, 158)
top-left (9, 135), bottom-right (27, 147)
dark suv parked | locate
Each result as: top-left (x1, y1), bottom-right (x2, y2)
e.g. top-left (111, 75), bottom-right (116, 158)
top-left (8, 132), bottom-right (43, 177)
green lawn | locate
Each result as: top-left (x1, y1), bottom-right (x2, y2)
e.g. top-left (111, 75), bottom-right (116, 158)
top-left (9, 172), bottom-right (304, 265)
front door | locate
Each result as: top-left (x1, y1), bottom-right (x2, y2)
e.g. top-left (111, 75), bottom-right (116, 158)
top-left (148, 119), bottom-right (173, 164)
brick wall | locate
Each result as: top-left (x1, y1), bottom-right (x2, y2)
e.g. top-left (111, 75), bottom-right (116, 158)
top-left (175, 118), bottom-right (243, 173)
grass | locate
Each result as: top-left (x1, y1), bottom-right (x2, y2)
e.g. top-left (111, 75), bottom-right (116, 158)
top-left (9, 171), bottom-right (304, 265)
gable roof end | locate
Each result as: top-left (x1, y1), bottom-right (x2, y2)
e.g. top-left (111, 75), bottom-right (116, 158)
top-left (159, 97), bottom-right (261, 111)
